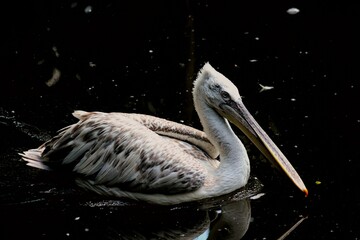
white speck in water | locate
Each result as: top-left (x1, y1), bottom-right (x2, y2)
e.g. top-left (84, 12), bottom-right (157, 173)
top-left (249, 59), bottom-right (258, 63)
top-left (259, 83), bottom-right (274, 93)
top-left (84, 5), bottom-right (93, 14)
top-left (287, 7), bottom-right (300, 15)
top-left (89, 62), bottom-right (96, 67)
top-left (52, 46), bottom-right (60, 58)
top-left (149, 49), bottom-right (153, 53)
top-left (45, 68), bottom-right (61, 87)
top-left (255, 37), bottom-right (260, 41)
top-left (290, 98), bottom-right (296, 102)
top-left (37, 59), bottom-right (45, 65)
top-left (294, 145), bottom-right (298, 148)
top-left (250, 193), bottom-right (266, 200)
top-left (84, 228), bottom-right (89, 232)
top-left (66, 233), bottom-right (70, 237)
top-left (75, 217), bottom-right (80, 221)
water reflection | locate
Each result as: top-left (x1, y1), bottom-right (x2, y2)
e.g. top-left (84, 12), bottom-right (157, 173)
top-left (81, 196), bottom-right (252, 239)
top-left (0, 163), bottom-right (261, 240)
top-left (75, 178), bottom-right (262, 239)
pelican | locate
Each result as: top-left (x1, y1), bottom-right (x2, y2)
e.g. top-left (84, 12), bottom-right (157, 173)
top-left (20, 63), bottom-right (308, 205)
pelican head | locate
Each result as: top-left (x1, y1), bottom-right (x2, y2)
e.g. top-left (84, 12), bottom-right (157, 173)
top-left (193, 63), bottom-right (308, 196)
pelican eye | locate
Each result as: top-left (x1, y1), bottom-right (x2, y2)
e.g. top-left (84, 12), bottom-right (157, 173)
top-left (220, 91), bottom-right (230, 100)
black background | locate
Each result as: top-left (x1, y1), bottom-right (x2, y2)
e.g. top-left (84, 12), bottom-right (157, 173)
top-left (1, 1), bottom-right (359, 239)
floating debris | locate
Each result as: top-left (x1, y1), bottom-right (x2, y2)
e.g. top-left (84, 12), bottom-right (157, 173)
top-left (37, 59), bottom-right (45, 65)
top-left (315, 181), bottom-right (321, 185)
top-left (84, 5), bottom-right (93, 14)
top-left (250, 192), bottom-right (266, 200)
top-left (278, 216), bottom-right (308, 240)
top-left (249, 59), bottom-right (258, 63)
top-left (259, 83), bottom-right (274, 93)
top-left (287, 7), bottom-right (300, 15)
top-left (45, 68), bottom-right (61, 87)
top-left (52, 46), bottom-right (60, 58)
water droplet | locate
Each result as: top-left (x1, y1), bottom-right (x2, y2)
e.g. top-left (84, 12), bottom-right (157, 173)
top-left (84, 5), bottom-right (93, 14)
top-left (287, 8), bottom-right (300, 15)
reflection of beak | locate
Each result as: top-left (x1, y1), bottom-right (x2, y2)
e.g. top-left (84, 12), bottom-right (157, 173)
top-left (220, 98), bottom-right (308, 196)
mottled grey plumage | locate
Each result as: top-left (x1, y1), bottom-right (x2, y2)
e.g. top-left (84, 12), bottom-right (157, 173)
top-left (23, 111), bottom-right (219, 195)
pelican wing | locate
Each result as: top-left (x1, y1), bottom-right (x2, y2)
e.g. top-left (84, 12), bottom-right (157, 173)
top-left (24, 111), bottom-right (214, 194)
top-left (124, 113), bottom-right (219, 158)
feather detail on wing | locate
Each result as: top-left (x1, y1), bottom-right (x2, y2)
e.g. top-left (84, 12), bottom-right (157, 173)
top-left (21, 111), bottom-right (218, 195)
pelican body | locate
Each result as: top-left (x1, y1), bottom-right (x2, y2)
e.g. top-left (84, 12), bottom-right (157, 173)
top-left (21, 63), bottom-right (307, 205)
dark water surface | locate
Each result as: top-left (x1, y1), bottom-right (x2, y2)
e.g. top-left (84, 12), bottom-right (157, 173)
top-left (1, 1), bottom-right (358, 239)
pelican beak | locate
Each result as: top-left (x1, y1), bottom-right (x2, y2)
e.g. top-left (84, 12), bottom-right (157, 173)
top-left (220, 98), bottom-right (308, 196)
